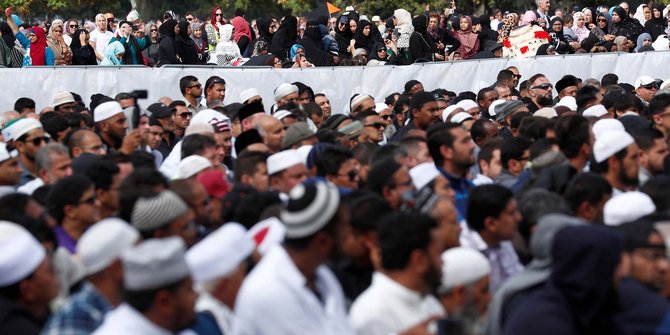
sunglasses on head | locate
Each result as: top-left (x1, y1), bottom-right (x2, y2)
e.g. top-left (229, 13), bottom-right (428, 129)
top-left (532, 83), bottom-right (553, 90)
top-left (25, 136), bottom-right (51, 146)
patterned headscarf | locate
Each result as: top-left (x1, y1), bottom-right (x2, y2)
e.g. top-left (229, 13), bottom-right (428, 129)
top-left (498, 13), bottom-right (520, 44)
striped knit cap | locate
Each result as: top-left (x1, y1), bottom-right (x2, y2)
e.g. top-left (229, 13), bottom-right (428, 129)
top-left (131, 190), bottom-right (189, 231)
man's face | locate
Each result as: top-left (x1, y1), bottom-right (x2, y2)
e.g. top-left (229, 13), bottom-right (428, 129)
top-left (248, 162), bottom-right (269, 192)
top-left (413, 101), bottom-right (442, 130)
top-left (158, 115), bottom-right (175, 132)
top-left (186, 81), bottom-right (203, 98)
top-left (213, 132), bottom-right (226, 165)
top-left (636, 83), bottom-right (658, 102)
top-left (431, 197), bottom-right (461, 249)
top-left (448, 127), bottom-right (476, 169)
top-left (191, 182), bottom-right (211, 226)
top-left (496, 86), bottom-right (512, 100)
top-left (315, 95), bottom-right (332, 119)
top-left (378, 108), bottom-right (393, 126)
top-left (470, 276), bottom-right (491, 315)
top-left (73, 187), bottom-right (101, 226)
top-left (355, 97), bottom-right (376, 116)
top-left (332, 158), bottom-right (359, 190)
top-left (630, 233), bottom-right (668, 290)
top-left (45, 153), bottom-right (72, 184)
top-left (18, 129), bottom-right (50, 160)
top-left (529, 77), bottom-right (554, 106)
top-left (409, 83), bottom-right (424, 96)
top-left (148, 125), bottom-right (163, 149)
top-left (0, 158), bottom-right (22, 185)
top-left (56, 102), bottom-right (77, 114)
top-left (167, 212), bottom-right (197, 247)
top-left (298, 91), bottom-right (311, 105)
top-left (170, 277), bottom-right (198, 331)
top-left (387, 167), bottom-right (414, 209)
top-left (560, 85), bottom-right (578, 98)
top-left (491, 199), bottom-right (522, 241)
top-left (619, 143), bottom-right (640, 187)
top-left (642, 138), bottom-right (669, 174)
top-left (174, 106), bottom-right (191, 130)
top-left (363, 115), bottom-right (385, 143)
top-left (278, 92), bottom-right (299, 107)
top-left (207, 83), bottom-right (226, 102)
top-left (480, 91), bottom-right (499, 110)
top-left (272, 164), bottom-right (308, 194)
top-left (508, 68), bottom-right (520, 86)
top-left (538, 0), bottom-right (550, 12)
top-left (220, 131), bottom-right (233, 157)
top-left (201, 146), bottom-right (218, 167)
top-left (104, 113), bottom-right (129, 140)
top-left (653, 105), bottom-right (670, 134)
top-left (101, 173), bottom-right (122, 212)
top-left (25, 257), bottom-right (60, 306)
top-left (261, 118), bottom-right (285, 153)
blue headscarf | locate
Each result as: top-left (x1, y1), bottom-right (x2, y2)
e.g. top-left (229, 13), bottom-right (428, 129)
top-left (290, 44), bottom-right (304, 60)
top-left (101, 41), bottom-right (125, 65)
top-left (635, 33), bottom-right (652, 52)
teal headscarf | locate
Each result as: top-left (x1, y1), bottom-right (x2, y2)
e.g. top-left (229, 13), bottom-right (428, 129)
top-left (290, 44), bottom-right (304, 60)
top-left (101, 41), bottom-right (125, 65)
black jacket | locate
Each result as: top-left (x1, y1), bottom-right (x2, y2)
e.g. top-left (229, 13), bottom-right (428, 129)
top-left (0, 297), bottom-right (43, 335)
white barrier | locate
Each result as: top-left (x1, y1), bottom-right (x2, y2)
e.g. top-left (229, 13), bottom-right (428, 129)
top-left (1, 51), bottom-right (669, 114)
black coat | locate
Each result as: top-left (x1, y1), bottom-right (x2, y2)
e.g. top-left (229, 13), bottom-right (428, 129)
top-left (157, 19), bottom-right (180, 66)
top-left (0, 297), bottom-right (43, 335)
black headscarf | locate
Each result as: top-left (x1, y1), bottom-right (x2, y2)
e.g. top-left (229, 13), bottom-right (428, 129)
top-left (159, 19), bottom-right (178, 40)
top-left (270, 16), bottom-right (298, 57)
top-left (69, 29), bottom-right (86, 49)
top-left (0, 22), bottom-right (15, 48)
top-left (354, 19), bottom-right (374, 52)
top-left (177, 21), bottom-right (194, 45)
top-left (412, 14), bottom-right (428, 36)
top-left (256, 17), bottom-right (274, 43)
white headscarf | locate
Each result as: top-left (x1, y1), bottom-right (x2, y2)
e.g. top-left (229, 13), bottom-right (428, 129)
top-left (394, 9), bottom-right (414, 49)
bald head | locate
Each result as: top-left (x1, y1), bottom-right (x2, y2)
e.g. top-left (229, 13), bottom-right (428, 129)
top-left (256, 116), bottom-right (285, 153)
top-left (68, 129), bottom-right (104, 157)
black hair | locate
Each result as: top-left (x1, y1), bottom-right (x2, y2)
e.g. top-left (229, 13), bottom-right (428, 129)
top-left (563, 172), bottom-right (613, 213)
top-left (632, 127), bottom-right (665, 151)
top-left (385, 93), bottom-right (400, 107)
top-left (519, 116), bottom-right (552, 141)
top-left (40, 113), bottom-right (69, 141)
top-left (124, 278), bottom-right (184, 313)
top-left (346, 190), bottom-right (392, 233)
top-left (510, 112), bottom-right (531, 130)
top-left (179, 75), bottom-right (199, 95)
top-left (14, 97), bottom-right (35, 112)
top-left (595, 146), bottom-right (628, 173)
top-left (496, 69), bottom-right (514, 84)
top-left (47, 175), bottom-right (93, 223)
top-left (233, 191), bottom-right (282, 229)
top-left (129, 151), bottom-right (158, 169)
top-left (370, 142), bottom-right (408, 163)
top-left (517, 188), bottom-right (570, 242)
top-left (601, 73), bottom-right (619, 87)
top-left (477, 137), bottom-right (501, 170)
top-left (427, 123), bottom-right (462, 166)
top-left (118, 167), bottom-right (169, 222)
top-left (315, 145), bottom-right (353, 177)
top-left (466, 184), bottom-right (514, 232)
top-left (641, 175), bottom-right (670, 212)
top-left (576, 85), bottom-right (600, 112)
top-left (649, 93), bottom-right (670, 116)
top-left (303, 102), bottom-right (322, 117)
top-left (554, 115), bottom-right (589, 159)
top-left (85, 160), bottom-right (120, 191)
top-left (470, 119), bottom-right (495, 144)
top-left (367, 157), bottom-right (401, 194)
top-left (612, 93), bottom-right (638, 113)
top-left (477, 87), bottom-right (496, 102)
top-left (234, 150), bottom-right (270, 182)
top-left (168, 100), bottom-right (187, 108)
top-left (181, 134), bottom-right (216, 158)
top-left (378, 212), bottom-right (435, 270)
top-left (500, 136), bottom-right (532, 170)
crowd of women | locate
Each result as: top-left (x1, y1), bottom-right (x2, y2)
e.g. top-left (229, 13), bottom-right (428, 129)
top-left (1, 2), bottom-right (670, 68)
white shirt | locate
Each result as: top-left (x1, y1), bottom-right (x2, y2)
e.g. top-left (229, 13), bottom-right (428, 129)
top-left (17, 177), bottom-right (44, 195)
top-left (233, 246), bottom-right (354, 335)
top-left (195, 290), bottom-right (234, 335)
top-left (350, 272), bottom-right (445, 335)
top-left (93, 303), bottom-right (172, 335)
top-left (89, 29), bottom-right (114, 64)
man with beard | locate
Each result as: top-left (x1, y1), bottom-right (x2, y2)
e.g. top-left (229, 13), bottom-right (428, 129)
top-left (593, 130), bottom-right (640, 196)
top-left (632, 128), bottom-right (668, 186)
top-left (171, 179), bottom-right (212, 230)
top-left (428, 123), bottom-right (476, 219)
top-left (94, 101), bottom-right (141, 155)
top-left (526, 74), bottom-right (554, 113)
top-left (170, 101), bottom-right (191, 139)
top-left (315, 93), bottom-right (332, 120)
top-left (391, 92), bottom-right (442, 141)
top-left (437, 247), bottom-right (491, 335)
top-left (148, 103), bottom-right (177, 159)
top-left (350, 213), bottom-right (445, 335)
top-left (8, 118), bottom-right (50, 186)
top-left (355, 110), bottom-right (385, 144)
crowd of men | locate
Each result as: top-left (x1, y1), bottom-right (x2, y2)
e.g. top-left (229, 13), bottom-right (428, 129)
top-left (3, 1), bottom-right (670, 67)
top-left (3, 47), bottom-right (670, 334)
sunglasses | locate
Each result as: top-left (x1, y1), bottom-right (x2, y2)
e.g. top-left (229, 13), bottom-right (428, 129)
top-left (365, 122), bottom-right (385, 129)
top-left (215, 13), bottom-right (223, 16)
top-left (339, 170), bottom-right (358, 181)
top-left (597, 19), bottom-right (607, 22)
top-left (380, 115), bottom-right (391, 120)
top-left (69, 25), bottom-right (78, 28)
top-left (107, 18), bottom-right (115, 22)
top-left (513, 74), bottom-right (522, 79)
top-left (150, 29), bottom-right (157, 32)
top-left (177, 112), bottom-right (193, 118)
top-left (377, 48), bottom-right (385, 52)
top-left (25, 136), bottom-right (50, 146)
top-left (77, 195), bottom-right (97, 206)
top-left (641, 83), bottom-right (659, 90)
top-left (188, 83), bottom-right (202, 89)
top-left (532, 83), bottom-right (553, 90)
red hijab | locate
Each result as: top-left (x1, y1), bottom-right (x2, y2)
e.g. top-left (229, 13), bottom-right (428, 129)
top-left (231, 16), bottom-right (251, 43)
top-left (30, 27), bottom-right (47, 66)
top-left (211, 7), bottom-right (225, 26)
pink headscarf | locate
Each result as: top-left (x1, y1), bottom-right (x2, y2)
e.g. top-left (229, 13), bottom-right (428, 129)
top-left (231, 16), bottom-right (252, 43)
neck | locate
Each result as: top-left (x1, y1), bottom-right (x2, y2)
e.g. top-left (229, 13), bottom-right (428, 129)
top-left (62, 219), bottom-right (85, 241)
top-left (442, 161), bottom-right (466, 178)
top-left (385, 270), bottom-right (427, 294)
top-left (99, 206), bottom-right (116, 221)
top-left (174, 128), bottom-right (185, 138)
top-left (285, 246), bottom-right (322, 290)
top-left (19, 155), bottom-right (35, 176)
top-left (185, 95), bottom-right (198, 107)
top-left (479, 230), bottom-right (501, 248)
top-left (100, 132), bottom-right (119, 150)
top-left (568, 155), bottom-right (587, 171)
top-left (18, 299), bottom-right (49, 322)
top-left (144, 309), bottom-right (176, 331)
top-left (90, 277), bottom-right (122, 307)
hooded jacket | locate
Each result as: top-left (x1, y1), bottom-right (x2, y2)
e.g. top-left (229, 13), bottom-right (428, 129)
top-left (408, 14), bottom-right (435, 63)
top-left (644, 3), bottom-right (667, 40)
top-left (175, 20), bottom-right (199, 64)
top-left (157, 19), bottom-right (180, 66)
top-left (270, 16), bottom-right (298, 60)
top-left (612, 6), bottom-right (645, 48)
top-left (502, 224), bottom-right (626, 335)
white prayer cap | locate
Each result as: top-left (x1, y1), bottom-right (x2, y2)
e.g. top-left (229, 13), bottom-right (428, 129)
top-left (410, 162), bottom-right (440, 190)
top-left (52, 91), bottom-right (75, 107)
top-left (456, 99), bottom-right (478, 111)
top-left (440, 247), bottom-right (491, 291)
top-left (10, 118), bottom-right (43, 141)
top-left (0, 221), bottom-right (46, 286)
top-left (351, 94), bottom-right (373, 113)
top-left (94, 101), bottom-right (123, 123)
top-left (592, 119), bottom-right (625, 140)
top-left (274, 109), bottom-right (295, 121)
top-left (488, 99), bottom-right (506, 117)
top-left (442, 105), bottom-right (463, 122)
top-left (534, 107), bottom-right (558, 119)
top-left (280, 181), bottom-right (340, 238)
top-left (191, 109), bottom-right (228, 125)
top-left (78, 218), bottom-right (140, 275)
top-left (375, 103), bottom-right (389, 111)
top-left (247, 217), bottom-right (286, 255)
top-left (185, 123), bottom-right (215, 137)
top-left (582, 104), bottom-right (608, 118)
top-left (0, 143), bottom-right (17, 163)
top-left (239, 88), bottom-right (261, 103)
top-left (661, 78), bottom-right (670, 90)
top-left (186, 223), bottom-right (255, 283)
top-left (121, 237), bottom-right (190, 290)
top-left (126, 9), bottom-right (140, 22)
top-left (274, 83), bottom-right (299, 102)
top-left (371, 15), bottom-right (381, 22)
top-left (267, 149), bottom-right (303, 175)
top-left (450, 112), bottom-right (474, 124)
top-left (593, 130), bottom-right (634, 163)
top-left (132, 190), bottom-right (189, 232)
top-left (177, 155), bottom-right (212, 179)
top-left (296, 145), bottom-right (313, 164)
top-left (556, 96), bottom-right (577, 111)
top-left (604, 192), bottom-right (656, 226)
top-left (634, 75), bottom-right (656, 89)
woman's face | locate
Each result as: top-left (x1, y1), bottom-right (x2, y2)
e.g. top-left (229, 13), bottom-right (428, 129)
top-left (215, 10), bottom-right (223, 23)
top-left (28, 32), bottom-right (37, 43)
top-left (174, 24), bottom-right (180, 34)
top-left (377, 46), bottom-right (387, 59)
top-left (150, 25), bottom-right (158, 37)
top-left (654, 8), bottom-right (662, 19)
top-left (85, 32), bottom-right (90, 43)
top-left (194, 27), bottom-right (202, 38)
top-left (576, 16), bottom-right (585, 27)
top-left (612, 12), bottom-right (621, 23)
top-left (552, 21), bottom-right (563, 32)
top-left (187, 25), bottom-right (192, 35)
top-left (643, 36), bottom-right (652, 46)
top-left (52, 25), bottom-right (63, 38)
top-left (67, 21), bottom-right (78, 34)
top-left (644, 7), bottom-right (651, 20)
top-left (363, 25), bottom-right (370, 36)
top-left (584, 10), bottom-right (592, 23)
top-left (96, 16), bottom-right (106, 30)
top-left (460, 18), bottom-right (469, 31)
top-left (453, 53), bottom-right (462, 60)
top-left (116, 52), bottom-right (125, 61)
top-left (597, 16), bottom-right (607, 28)
top-left (273, 57), bottom-right (282, 68)
top-left (349, 20), bottom-right (357, 33)
top-left (296, 47), bottom-right (304, 56)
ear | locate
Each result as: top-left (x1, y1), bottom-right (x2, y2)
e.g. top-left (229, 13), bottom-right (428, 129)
top-left (14, 141), bottom-right (25, 154)
top-left (72, 147), bottom-right (82, 157)
top-left (412, 108), bottom-right (420, 119)
top-left (576, 201), bottom-right (595, 222)
top-left (63, 204), bottom-right (77, 219)
top-left (439, 144), bottom-right (452, 161)
top-left (410, 249), bottom-right (429, 273)
top-left (483, 216), bottom-right (498, 233)
top-left (479, 159), bottom-right (489, 175)
top-left (37, 169), bottom-right (49, 184)
top-left (96, 188), bottom-right (107, 204)
top-left (653, 114), bottom-right (663, 126)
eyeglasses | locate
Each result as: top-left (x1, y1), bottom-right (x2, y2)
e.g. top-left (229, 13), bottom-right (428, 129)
top-left (531, 83), bottom-right (553, 90)
top-left (177, 112), bottom-right (193, 118)
top-left (339, 170), bottom-right (358, 181)
top-left (25, 136), bottom-right (50, 146)
top-left (365, 122), bottom-right (385, 129)
top-left (188, 83), bottom-right (202, 89)
top-left (76, 195), bottom-right (97, 206)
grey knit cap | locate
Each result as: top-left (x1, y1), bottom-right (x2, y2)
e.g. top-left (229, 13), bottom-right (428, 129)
top-left (131, 190), bottom-right (189, 231)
